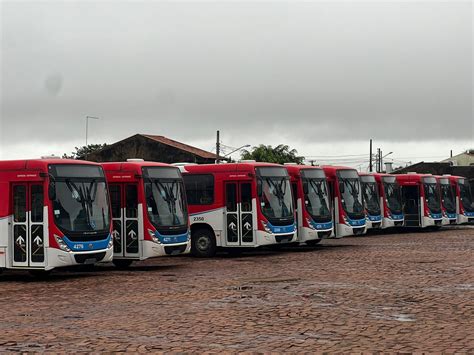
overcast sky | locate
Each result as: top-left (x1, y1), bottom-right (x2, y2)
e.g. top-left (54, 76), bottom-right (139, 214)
top-left (1, 0), bottom-right (472, 169)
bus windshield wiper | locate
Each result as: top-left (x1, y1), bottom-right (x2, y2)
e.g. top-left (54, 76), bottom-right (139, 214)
top-left (154, 180), bottom-right (181, 225)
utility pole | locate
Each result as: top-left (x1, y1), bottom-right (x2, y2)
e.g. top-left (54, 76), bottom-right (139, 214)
top-left (380, 149), bottom-right (383, 172)
top-left (376, 148), bottom-right (381, 172)
top-left (216, 130), bottom-right (220, 164)
top-left (369, 139), bottom-right (373, 172)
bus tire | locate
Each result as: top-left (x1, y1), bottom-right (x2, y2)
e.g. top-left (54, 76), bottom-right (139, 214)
top-left (113, 259), bottom-right (133, 268)
top-left (306, 239), bottom-right (322, 246)
top-left (191, 228), bottom-right (216, 258)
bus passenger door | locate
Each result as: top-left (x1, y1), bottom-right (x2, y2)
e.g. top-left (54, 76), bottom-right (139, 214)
top-left (224, 181), bottom-right (254, 247)
top-left (11, 183), bottom-right (46, 268)
top-left (225, 182), bottom-right (239, 246)
top-left (110, 184), bottom-right (140, 258)
top-left (239, 182), bottom-right (254, 246)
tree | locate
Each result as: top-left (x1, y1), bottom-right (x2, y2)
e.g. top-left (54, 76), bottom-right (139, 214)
top-left (63, 143), bottom-right (107, 160)
top-left (240, 144), bottom-right (304, 164)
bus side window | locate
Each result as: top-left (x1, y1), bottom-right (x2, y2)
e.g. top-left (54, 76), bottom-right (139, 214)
top-left (13, 185), bottom-right (27, 223)
top-left (126, 185), bottom-right (138, 218)
top-left (183, 175), bottom-right (214, 205)
top-left (31, 185), bottom-right (44, 223)
top-left (109, 185), bottom-right (121, 218)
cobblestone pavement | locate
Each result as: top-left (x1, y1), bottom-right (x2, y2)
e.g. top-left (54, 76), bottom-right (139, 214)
top-left (0, 227), bottom-right (473, 352)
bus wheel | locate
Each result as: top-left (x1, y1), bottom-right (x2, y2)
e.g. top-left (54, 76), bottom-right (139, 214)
top-left (306, 239), bottom-right (322, 247)
top-left (192, 229), bottom-right (216, 258)
top-left (113, 259), bottom-right (133, 269)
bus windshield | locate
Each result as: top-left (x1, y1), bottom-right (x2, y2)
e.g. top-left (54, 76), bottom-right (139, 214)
top-left (459, 178), bottom-right (474, 212)
top-left (302, 171), bottom-right (331, 221)
top-left (382, 176), bottom-right (403, 215)
top-left (257, 167), bottom-right (294, 221)
top-left (423, 177), bottom-right (441, 214)
top-left (143, 167), bottom-right (188, 229)
top-left (439, 179), bottom-right (456, 214)
top-left (360, 176), bottom-right (380, 216)
top-left (337, 170), bottom-right (364, 218)
top-left (49, 165), bottom-right (110, 234)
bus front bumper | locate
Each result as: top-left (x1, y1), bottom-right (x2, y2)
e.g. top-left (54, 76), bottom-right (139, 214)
top-left (46, 245), bottom-right (114, 271)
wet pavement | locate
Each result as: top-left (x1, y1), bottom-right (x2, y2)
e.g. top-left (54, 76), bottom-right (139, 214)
top-left (0, 227), bottom-right (473, 352)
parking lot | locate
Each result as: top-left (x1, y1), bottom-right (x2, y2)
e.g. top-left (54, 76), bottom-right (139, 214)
top-left (0, 227), bottom-right (473, 352)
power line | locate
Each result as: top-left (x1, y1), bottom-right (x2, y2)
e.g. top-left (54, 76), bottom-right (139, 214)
top-left (303, 153), bottom-right (367, 158)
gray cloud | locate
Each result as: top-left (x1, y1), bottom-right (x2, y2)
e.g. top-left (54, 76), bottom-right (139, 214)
top-left (1, 1), bottom-right (472, 155)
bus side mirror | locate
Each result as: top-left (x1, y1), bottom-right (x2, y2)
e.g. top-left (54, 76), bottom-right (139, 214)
top-left (257, 180), bottom-right (262, 196)
top-left (48, 181), bottom-right (56, 200)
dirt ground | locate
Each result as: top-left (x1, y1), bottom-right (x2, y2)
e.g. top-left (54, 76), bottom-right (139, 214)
top-left (0, 226), bottom-right (473, 352)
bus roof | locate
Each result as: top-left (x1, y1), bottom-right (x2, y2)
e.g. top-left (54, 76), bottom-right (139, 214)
top-left (285, 164), bottom-right (323, 176)
top-left (101, 161), bottom-right (176, 174)
top-left (0, 159), bottom-right (102, 172)
top-left (321, 165), bottom-right (358, 177)
top-left (180, 162), bottom-right (284, 174)
top-left (396, 173), bottom-right (434, 183)
top-left (358, 172), bottom-right (397, 182)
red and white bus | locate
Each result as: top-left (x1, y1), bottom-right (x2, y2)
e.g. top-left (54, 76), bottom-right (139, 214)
top-left (448, 175), bottom-right (474, 224)
top-left (179, 162), bottom-right (296, 257)
top-left (396, 173), bottom-right (443, 228)
top-left (322, 166), bottom-right (366, 237)
top-left (0, 159), bottom-right (113, 272)
top-left (102, 160), bottom-right (190, 267)
top-left (285, 164), bottom-right (333, 245)
top-left (435, 176), bottom-right (457, 225)
top-left (358, 174), bottom-right (382, 230)
top-left (360, 173), bottom-right (404, 229)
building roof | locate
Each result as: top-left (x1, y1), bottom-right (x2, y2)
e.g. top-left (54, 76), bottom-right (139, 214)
top-left (141, 134), bottom-right (218, 160)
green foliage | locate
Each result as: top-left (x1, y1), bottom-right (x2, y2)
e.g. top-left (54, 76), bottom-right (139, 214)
top-left (240, 144), bottom-right (304, 164)
top-left (63, 143), bottom-right (107, 160)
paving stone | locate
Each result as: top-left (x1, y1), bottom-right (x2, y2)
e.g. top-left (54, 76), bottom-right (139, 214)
top-left (0, 227), bottom-right (472, 351)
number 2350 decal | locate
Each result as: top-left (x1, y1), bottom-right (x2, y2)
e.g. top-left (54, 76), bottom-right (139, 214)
top-left (193, 216), bottom-right (205, 222)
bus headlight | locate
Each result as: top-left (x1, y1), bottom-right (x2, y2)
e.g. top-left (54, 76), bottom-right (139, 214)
top-left (306, 218), bottom-right (316, 230)
top-left (261, 221), bottom-right (273, 234)
top-left (148, 229), bottom-right (161, 244)
top-left (343, 215), bottom-right (350, 226)
top-left (107, 237), bottom-right (113, 249)
top-left (54, 234), bottom-right (71, 252)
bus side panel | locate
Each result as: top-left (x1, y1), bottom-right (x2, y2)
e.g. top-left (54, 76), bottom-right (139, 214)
top-left (0, 217), bottom-right (7, 268)
top-left (0, 181), bottom-right (9, 268)
top-left (189, 207), bottom-right (226, 247)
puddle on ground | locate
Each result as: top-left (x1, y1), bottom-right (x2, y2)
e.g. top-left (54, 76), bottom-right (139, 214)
top-left (371, 312), bottom-right (416, 322)
top-left (392, 314), bottom-right (416, 322)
